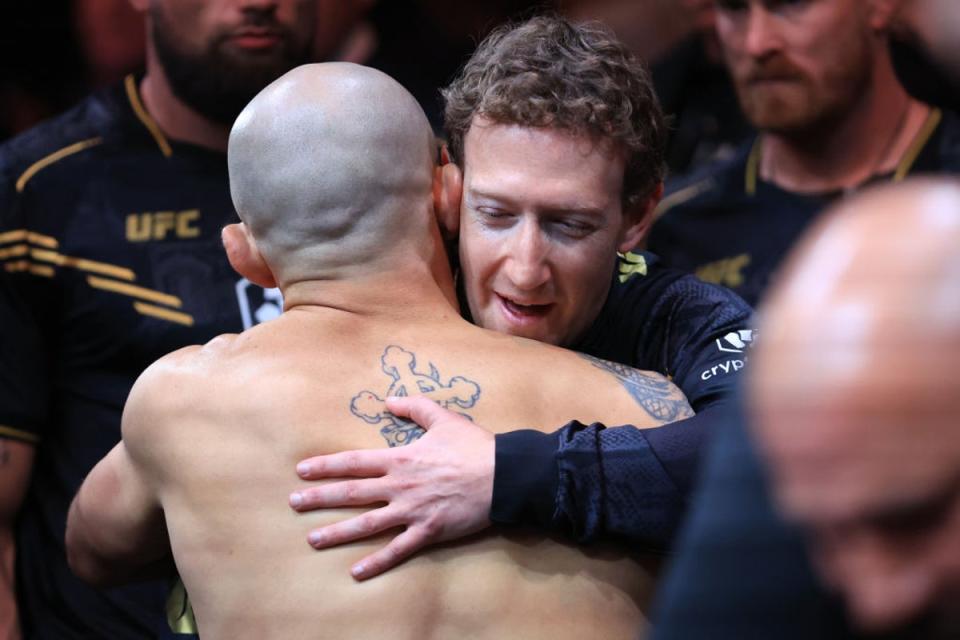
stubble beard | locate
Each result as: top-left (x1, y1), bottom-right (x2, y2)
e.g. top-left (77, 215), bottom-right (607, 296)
top-left (735, 36), bottom-right (875, 143)
top-left (151, 9), bottom-right (314, 125)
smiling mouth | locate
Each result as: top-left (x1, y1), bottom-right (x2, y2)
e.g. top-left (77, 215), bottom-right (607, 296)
top-left (498, 295), bottom-right (552, 319)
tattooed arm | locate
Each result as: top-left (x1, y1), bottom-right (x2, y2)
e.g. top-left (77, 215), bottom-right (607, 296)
top-left (291, 347), bottom-right (694, 579)
top-left (491, 357), bottom-right (694, 548)
top-left (0, 439), bottom-right (34, 640)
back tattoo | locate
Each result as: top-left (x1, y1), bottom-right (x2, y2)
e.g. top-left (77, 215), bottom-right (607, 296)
top-left (350, 345), bottom-right (481, 447)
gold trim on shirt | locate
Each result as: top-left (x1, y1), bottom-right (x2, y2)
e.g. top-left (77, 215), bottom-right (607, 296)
top-left (15, 138), bottom-right (103, 193)
top-left (125, 74), bottom-right (173, 158)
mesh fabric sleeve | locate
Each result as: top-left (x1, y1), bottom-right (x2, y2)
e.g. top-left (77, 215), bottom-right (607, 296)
top-left (489, 275), bottom-right (753, 546)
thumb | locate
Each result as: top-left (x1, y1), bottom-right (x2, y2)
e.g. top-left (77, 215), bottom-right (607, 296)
top-left (385, 395), bottom-right (458, 432)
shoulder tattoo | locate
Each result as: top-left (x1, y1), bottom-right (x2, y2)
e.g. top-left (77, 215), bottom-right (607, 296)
top-left (350, 345), bottom-right (481, 447)
top-left (579, 354), bottom-right (694, 423)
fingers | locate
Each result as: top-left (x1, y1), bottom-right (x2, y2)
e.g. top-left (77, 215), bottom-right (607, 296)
top-left (306, 507), bottom-right (405, 550)
top-left (296, 448), bottom-right (391, 480)
top-left (385, 395), bottom-right (460, 431)
top-left (289, 478), bottom-right (389, 511)
top-left (349, 527), bottom-right (431, 581)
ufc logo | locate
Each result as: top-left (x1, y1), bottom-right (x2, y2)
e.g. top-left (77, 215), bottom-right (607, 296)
top-left (126, 210), bottom-right (201, 241)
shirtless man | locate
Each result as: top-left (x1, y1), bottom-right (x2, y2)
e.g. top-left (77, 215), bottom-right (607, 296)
top-left (64, 63), bottom-right (691, 639)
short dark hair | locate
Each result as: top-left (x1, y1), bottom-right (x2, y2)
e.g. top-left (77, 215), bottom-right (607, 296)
top-left (443, 15), bottom-right (667, 205)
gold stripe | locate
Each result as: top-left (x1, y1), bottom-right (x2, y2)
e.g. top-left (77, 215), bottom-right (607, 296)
top-left (4, 260), bottom-right (30, 272)
top-left (0, 244), bottom-right (28, 260)
top-left (0, 425), bottom-right (40, 444)
top-left (0, 230), bottom-right (27, 245)
top-left (29, 264), bottom-right (54, 278)
top-left (893, 108), bottom-right (942, 182)
top-left (0, 230), bottom-right (59, 249)
top-left (88, 276), bottom-right (183, 308)
top-left (653, 178), bottom-right (714, 219)
top-left (125, 74), bottom-right (173, 158)
top-left (745, 137), bottom-right (762, 196)
top-left (31, 248), bottom-right (135, 281)
top-left (16, 138), bottom-right (103, 193)
top-left (134, 302), bottom-right (194, 326)
top-left (27, 231), bottom-right (58, 249)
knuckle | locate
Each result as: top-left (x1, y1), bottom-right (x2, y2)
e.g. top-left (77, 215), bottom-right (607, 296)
top-left (395, 476), bottom-right (419, 492)
top-left (343, 483), bottom-right (360, 502)
top-left (392, 450), bottom-right (414, 468)
top-left (355, 513), bottom-right (377, 536)
top-left (421, 517), bottom-right (443, 539)
top-left (344, 452), bottom-right (363, 473)
top-left (382, 544), bottom-right (401, 564)
top-left (299, 487), bottom-right (322, 505)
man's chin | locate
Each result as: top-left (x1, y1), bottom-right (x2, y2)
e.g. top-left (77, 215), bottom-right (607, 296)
top-left (740, 91), bottom-right (817, 133)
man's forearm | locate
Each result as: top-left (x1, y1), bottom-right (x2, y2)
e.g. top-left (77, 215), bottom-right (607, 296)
top-left (491, 416), bottom-right (704, 549)
top-left (65, 445), bottom-right (171, 587)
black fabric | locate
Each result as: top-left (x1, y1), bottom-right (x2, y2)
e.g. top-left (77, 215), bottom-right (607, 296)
top-left (0, 77), bottom-right (279, 638)
top-left (491, 428), bottom-right (561, 527)
top-left (650, 109), bottom-right (960, 307)
top-left (653, 34), bottom-right (753, 177)
top-left (652, 397), bottom-right (856, 640)
top-left (891, 38), bottom-right (960, 113)
top-left (491, 254), bottom-right (753, 547)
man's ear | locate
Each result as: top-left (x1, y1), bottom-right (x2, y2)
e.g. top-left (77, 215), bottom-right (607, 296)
top-left (222, 223), bottom-right (277, 289)
top-left (617, 182), bottom-right (664, 253)
top-left (433, 160), bottom-right (463, 240)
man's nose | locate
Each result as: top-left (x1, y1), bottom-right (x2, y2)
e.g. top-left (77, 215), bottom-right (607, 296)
top-left (503, 219), bottom-right (551, 291)
top-left (743, 6), bottom-right (783, 59)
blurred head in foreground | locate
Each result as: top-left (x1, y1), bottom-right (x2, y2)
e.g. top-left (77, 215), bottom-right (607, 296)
top-left (750, 179), bottom-right (960, 634)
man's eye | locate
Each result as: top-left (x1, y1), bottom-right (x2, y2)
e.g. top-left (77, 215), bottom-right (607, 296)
top-left (478, 208), bottom-right (512, 220)
top-left (553, 219), bottom-right (594, 237)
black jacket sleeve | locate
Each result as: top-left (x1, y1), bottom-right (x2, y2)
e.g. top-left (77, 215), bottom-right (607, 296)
top-left (490, 264), bottom-right (753, 547)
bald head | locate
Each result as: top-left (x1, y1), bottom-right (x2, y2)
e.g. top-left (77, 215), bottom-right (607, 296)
top-left (753, 180), bottom-right (960, 451)
top-left (750, 179), bottom-right (960, 630)
top-left (228, 63), bottom-right (437, 281)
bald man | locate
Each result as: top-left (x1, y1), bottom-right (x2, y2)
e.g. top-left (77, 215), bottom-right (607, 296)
top-left (63, 63), bottom-right (691, 639)
top-left (750, 179), bottom-right (960, 633)
top-left (654, 179), bottom-right (960, 640)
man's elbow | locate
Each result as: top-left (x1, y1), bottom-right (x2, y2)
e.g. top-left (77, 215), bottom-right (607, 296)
top-left (64, 498), bottom-right (131, 587)
top-left (65, 516), bottom-right (117, 587)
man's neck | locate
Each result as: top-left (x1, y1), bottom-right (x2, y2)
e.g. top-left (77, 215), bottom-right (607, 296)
top-left (760, 58), bottom-right (930, 194)
top-left (280, 258), bottom-right (461, 321)
top-left (139, 47), bottom-right (231, 152)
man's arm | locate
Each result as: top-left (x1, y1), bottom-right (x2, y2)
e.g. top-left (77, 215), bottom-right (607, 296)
top-left (491, 418), bottom-right (699, 547)
top-left (0, 439), bottom-right (34, 640)
top-left (292, 272), bottom-right (752, 577)
top-left (65, 442), bottom-right (171, 587)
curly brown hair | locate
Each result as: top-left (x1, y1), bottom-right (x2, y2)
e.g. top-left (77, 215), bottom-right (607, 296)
top-left (442, 15), bottom-right (667, 206)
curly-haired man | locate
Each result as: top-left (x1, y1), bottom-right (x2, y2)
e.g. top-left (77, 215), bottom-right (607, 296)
top-left (290, 15), bottom-right (754, 581)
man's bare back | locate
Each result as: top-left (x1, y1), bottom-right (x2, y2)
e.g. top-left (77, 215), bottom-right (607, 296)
top-left (125, 307), bottom-right (688, 639)
top-left (66, 62), bottom-right (691, 639)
